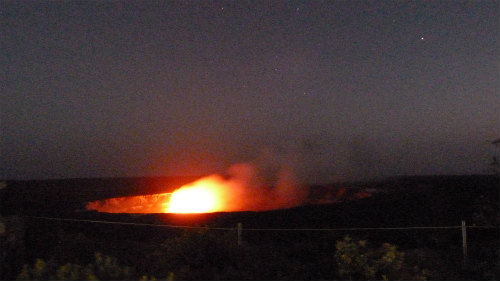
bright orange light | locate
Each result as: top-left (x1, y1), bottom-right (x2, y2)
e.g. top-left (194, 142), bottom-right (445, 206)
top-left (166, 176), bottom-right (224, 213)
top-left (86, 162), bottom-right (313, 214)
top-left (86, 193), bottom-right (172, 213)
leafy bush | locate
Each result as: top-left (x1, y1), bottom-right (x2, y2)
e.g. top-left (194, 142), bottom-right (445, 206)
top-left (16, 252), bottom-right (158, 280)
top-left (159, 228), bottom-right (242, 280)
top-left (334, 236), bottom-right (430, 280)
top-left (156, 228), bottom-right (306, 280)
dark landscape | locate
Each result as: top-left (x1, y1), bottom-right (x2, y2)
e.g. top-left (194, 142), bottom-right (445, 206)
top-left (2, 1), bottom-right (498, 280)
top-left (1, 174), bottom-right (498, 280)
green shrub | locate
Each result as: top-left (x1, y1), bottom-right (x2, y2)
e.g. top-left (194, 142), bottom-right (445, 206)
top-left (159, 228), bottom-right (241, 280)
top-left (334, 236), bottom-right (430, 280)
top-left (16, 252), bottom-right (158, 280)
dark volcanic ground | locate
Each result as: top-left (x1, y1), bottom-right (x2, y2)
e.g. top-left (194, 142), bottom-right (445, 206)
top-left (2, 174), bottom-right (497, 231)
top-left (1, 175), bottom-right (498, 280)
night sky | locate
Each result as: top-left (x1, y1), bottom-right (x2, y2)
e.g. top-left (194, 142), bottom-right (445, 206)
top-left (2, 1), bottom-right (499, 182)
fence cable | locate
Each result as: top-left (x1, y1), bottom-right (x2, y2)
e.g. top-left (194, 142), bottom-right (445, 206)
top-left (26, 216), bottom-right (234, 230)
top-left (25, 216), bottom-right (499, 231)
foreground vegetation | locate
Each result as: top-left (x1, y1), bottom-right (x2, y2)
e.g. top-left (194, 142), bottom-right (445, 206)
top-left (15, 231), bottom-right (432, 280)
top-left (1, 175), bottom-right (498, 280)
top-left (5, 224), bottom-right (498, 280)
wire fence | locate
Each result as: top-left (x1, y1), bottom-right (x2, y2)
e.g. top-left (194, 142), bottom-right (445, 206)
top-left (26, 216), bottom-right (234, 230)
top-left (25, 215), bottom-right (498, 231)
top-left (16, 215), bottom-right (498, 268)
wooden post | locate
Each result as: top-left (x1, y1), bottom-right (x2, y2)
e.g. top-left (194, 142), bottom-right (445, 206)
top-left (461, 220), bottom-right (467, 268)
top-left (237, 222), bottom-right (242, 246)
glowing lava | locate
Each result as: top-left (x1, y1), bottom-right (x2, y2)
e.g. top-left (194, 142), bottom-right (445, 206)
top-left (86, 162), bottom-right (310, 214)
top-left (86, 193), bottom-right (172, 213)
top-left (166, 177), bottom-right (224, 213)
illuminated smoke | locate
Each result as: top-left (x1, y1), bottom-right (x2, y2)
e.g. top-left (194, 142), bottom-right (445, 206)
top-left (86, 193), bottom-right (172, 213)
top-left (86, 161), bottom-right (307, 213)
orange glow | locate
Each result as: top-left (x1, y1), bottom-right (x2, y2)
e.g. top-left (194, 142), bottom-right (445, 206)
top-left (166, 177), bottom-right (223, 213)
top-left (86, 193), bottom-right (172, 213)
top-left (86, 162), bottom-right (311, 214)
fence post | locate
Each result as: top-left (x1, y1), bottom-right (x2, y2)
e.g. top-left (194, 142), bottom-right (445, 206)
top-left (461, 220), bottom-right (467, 268)
top-left (237, 222), bottom-right (242, 246)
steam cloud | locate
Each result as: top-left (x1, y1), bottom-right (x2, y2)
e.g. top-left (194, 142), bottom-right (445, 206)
top-left (214, 161), bottom-right (307, 211)
top-left (86, 160), bottom-right (307, 213)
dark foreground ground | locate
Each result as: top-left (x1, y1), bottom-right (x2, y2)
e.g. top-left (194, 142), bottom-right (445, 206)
top-left (1, 175), bottom-right (498, 280)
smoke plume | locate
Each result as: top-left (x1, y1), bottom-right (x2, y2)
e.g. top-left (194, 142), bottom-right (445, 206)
top-left (86, 160), bottom-right (307, 213)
